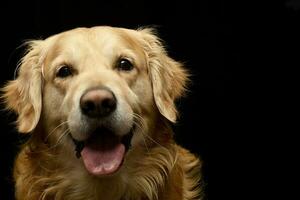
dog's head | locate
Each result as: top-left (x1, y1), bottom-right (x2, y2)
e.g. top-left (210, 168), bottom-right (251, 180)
top-left (2, 26), bottom-right (188, 176)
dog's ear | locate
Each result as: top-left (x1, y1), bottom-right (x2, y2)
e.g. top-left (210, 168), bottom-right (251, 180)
top-left (139, 28), bottom-right (189, 123)
top-left (2, 41), bottom-right (44, 133)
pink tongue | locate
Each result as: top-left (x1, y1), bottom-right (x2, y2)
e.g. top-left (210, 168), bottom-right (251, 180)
top-left (81, 134), bottom-right (125, 176)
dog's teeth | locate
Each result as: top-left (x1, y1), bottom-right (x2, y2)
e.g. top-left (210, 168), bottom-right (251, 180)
top-left (75, 142), bottom-right (85, 158)
top-left (76, 150), bottom-right (81, 158)
top-left (121, 128), bottom-right (134, 150)
top-left (71, 136), bottom-right (85, 158)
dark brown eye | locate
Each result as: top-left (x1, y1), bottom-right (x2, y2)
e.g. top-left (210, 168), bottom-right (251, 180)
top-left (56, 65), bottom-right (73, 78)
top-left (117, 58), bottom-right (134, 71)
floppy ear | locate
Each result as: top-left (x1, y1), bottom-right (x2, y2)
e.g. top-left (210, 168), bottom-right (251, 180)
top-left (2, 41), bottom-right (44, 133)
top-left (139, 28), bottom-right (189, 123)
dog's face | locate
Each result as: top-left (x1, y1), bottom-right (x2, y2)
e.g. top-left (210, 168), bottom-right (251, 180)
top-left (3, 26), bottom-right (188, 177)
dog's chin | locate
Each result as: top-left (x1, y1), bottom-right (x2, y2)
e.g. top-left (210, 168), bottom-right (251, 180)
top-left (71, 126), bottom-right (134, 177)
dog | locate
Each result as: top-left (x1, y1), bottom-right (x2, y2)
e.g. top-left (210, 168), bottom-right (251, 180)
top-left (2, 26), bottom-right (202, 200)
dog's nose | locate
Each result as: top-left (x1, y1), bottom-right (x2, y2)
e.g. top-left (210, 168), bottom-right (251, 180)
top-left (80, 88), bottom-right (117, 118)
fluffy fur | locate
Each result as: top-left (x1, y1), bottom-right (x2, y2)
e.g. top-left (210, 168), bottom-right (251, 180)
top-left (2, 26), bottom-right (202, 200)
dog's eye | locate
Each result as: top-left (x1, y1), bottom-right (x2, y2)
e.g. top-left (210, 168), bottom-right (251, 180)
top-left (56, 65), bottom-right (73, 78)
top-left (117, 59), bottom-right (134, 71)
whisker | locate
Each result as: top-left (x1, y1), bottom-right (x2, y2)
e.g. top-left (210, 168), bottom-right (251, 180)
top-left (132, 113), bottom-right (170, 152)
top-left (32, 129), bottom-right (70, 154)
top-left (51, 129), bottom-right (70, 148)
top-left (44, 121), bottom-right (69, 142)
top-left (133, 120), bottom-right (150, 153)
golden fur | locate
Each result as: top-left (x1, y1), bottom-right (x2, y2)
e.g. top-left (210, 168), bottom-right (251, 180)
top-left (2, 26), bottom-right (202, 200)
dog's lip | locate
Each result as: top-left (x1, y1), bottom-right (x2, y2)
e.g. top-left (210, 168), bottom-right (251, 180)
top-left (71, 125), bottom-right (135, 159)
top-left (71, 126), bottom-right (135, 168)
top-left (84, 126), bottom-right (134, 150)
top-left (78, 125), bottom-right (135, 176)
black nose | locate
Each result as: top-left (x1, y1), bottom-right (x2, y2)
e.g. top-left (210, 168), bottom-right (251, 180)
top-left (80, 88), bottom-right (117, 118)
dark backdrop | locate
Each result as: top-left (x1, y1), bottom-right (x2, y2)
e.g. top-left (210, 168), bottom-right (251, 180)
top-left (4, 0), bottom-right (298, 199)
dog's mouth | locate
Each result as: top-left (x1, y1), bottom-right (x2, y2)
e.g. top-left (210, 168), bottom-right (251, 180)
top-left (71, 126), bottom-right (134, 176)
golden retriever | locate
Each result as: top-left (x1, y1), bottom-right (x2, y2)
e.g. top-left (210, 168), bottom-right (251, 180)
top-left (2, 26), bottom-right (202, 200)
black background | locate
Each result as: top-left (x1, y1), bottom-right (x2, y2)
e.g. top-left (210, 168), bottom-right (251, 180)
top-left (0, 0), bottom-right (299, 199)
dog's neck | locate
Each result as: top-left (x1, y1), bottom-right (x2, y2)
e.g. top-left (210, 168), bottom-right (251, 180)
top-left (22, 142), bottom-right (178, 200)
top-left (22, 117), bottom-right (178, 200)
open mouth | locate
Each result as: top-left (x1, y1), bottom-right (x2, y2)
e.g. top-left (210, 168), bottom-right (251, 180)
top-left (71, 126), bottom-right (134, 176)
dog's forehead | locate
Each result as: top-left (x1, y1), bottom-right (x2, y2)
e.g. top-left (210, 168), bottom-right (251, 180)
top-left (44, 27), bottom-right (146, 71)
top-left (52, 27), bottom-right (139, 53)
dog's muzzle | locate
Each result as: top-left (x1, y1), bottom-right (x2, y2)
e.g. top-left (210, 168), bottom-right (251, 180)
top-left (69, 87), bottom-right (135, 176)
